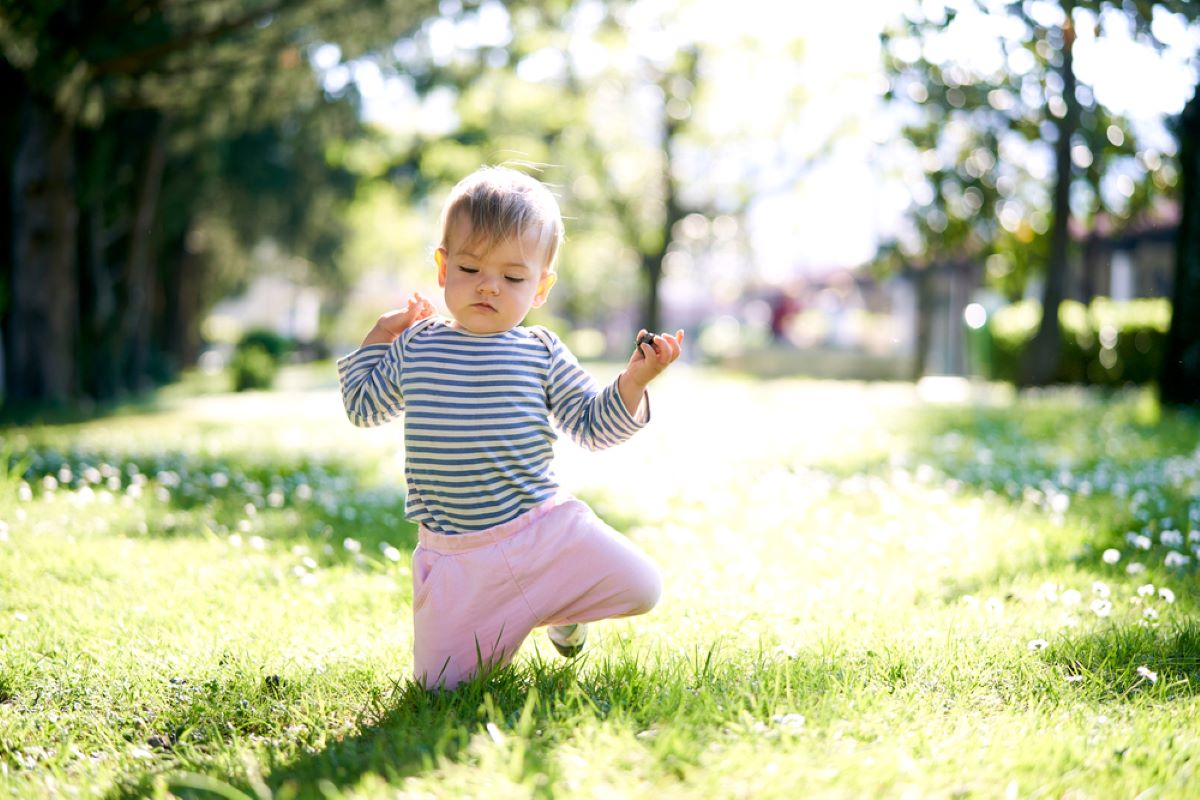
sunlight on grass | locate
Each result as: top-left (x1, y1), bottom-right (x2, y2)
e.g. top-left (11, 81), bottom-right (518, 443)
top-left (2, 367), bottom-right (1199, 798)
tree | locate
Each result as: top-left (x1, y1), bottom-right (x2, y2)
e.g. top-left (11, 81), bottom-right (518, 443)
top-left (0, 0), bottom-right (444, 407)
top-left (880, 1), bottom-right (1184, 384)
top-left (1161, 84), bottom-right (1200, 404)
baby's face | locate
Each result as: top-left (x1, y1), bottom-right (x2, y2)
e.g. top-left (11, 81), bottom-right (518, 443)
top-left (437, 219), bottom-right (556, 335)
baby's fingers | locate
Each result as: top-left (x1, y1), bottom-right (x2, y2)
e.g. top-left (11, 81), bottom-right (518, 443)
top-left (662, 330), bottom-right (683, 361)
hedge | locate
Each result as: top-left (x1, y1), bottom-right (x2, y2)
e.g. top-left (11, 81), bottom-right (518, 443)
top-left (983, 298), bottom-right (1170, 387)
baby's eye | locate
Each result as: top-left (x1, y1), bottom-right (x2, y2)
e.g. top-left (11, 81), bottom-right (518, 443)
top-left (459, 266), bottom-right (478, 274)
top-left (505, 276), bottom-right (526, 283)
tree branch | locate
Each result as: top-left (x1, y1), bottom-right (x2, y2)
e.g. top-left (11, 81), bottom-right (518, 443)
top-left (89, 0), bottom-right (297, 77)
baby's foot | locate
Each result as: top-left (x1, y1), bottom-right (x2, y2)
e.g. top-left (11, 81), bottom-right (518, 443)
top-left (547, 623), bottom-right (588, 658)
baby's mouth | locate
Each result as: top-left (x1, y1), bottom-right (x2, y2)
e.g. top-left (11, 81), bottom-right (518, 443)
top-left (472, 302), bottom-right (496, 311)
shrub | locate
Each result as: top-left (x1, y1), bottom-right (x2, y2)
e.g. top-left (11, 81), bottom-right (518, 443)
top-left (237, 328), bottom-right (292, 362)
top-left (984, 298), bottom-right (1170, 387)
top-left (230, 329), bottom-right (292, 392)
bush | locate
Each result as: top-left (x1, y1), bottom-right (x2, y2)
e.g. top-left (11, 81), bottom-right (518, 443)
top-left (230, 329), bottom-right (291, 392)
top-left (237, 328), bottom-right (292, 362)
top-left (985, 298), bottom-right (1170, 387)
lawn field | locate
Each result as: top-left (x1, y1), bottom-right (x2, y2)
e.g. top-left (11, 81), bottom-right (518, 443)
top-left (2, 365), bottom-right (1198, 799)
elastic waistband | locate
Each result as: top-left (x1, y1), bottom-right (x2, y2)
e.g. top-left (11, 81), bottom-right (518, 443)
top-left (417, 492), bottom-right (572, 554)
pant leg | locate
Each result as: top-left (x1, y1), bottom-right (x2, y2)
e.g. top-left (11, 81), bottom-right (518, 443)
top-left (500, 498), bottom-right (662, 628)
top-left (411, 541), bottom-right (539, 690)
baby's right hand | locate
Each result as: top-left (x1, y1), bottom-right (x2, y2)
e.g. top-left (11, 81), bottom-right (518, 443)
top-left (361, 293), bottom-right (436, 346)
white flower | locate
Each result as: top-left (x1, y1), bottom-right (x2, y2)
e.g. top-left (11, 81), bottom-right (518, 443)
top-left (1136, 665), bottom-right (1157, 683)
top-left (1158, 587), bottom-right (1175, 604)
top-left (1065, 674), bottom-right (1084, 683)
top-left (229, 534), bottom-right (243, 548)
top-left (772, 713), bottom-right (806, 730)
top-left (1038, 581), bottom-right (1059, 602)
top-left (1161, 530), bottom-right (1184, 547)
top-left (985, 597), bottom-right (1004, 615)
top-left (1126, 562), bottom-right (1146, 575)
top-left (1143, 607), bottom-right (1159, 621)
top-left (1102, 548), bottom-right (1121, 565)
top-left (382, 545), bottom-right (401, 562)
top-left (1133, 535), bottom-right (1152, 550)
top-left (18, 482), bottom-right (32, 502)
top-left (1189, 530), bottom-right (1200, 544)
top-left (1027, 638), bottom-right (1049, 651)
top-left (1061, 589), bottom-right (1083, 606)
top-left (1091, 599), bottom-right (1113, 617)
top-left (1137, 583), bottom-right (1156, 597)
top-left (1164, 550), bottom-right (1191, 568)
top-left (343, 537), bottom-right (362, 553)
top-left (1092, 581), bottom-right (1110, 598)
top-left (249, 536), bottom-right (265, 551)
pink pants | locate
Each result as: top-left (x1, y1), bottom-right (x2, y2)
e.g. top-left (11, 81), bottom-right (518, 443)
top-left (410, 493), bottom-right (662, 690)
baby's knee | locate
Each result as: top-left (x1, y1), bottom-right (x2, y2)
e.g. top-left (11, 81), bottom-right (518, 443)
top-left (626, 559), bottom-right (663, 616)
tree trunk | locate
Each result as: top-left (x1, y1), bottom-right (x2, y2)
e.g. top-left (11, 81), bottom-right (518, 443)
top-left (642, 49), bottom-right (698, 336)
top-left (0, 64), bottom-right (25, 404)
top-left (1160, 83), bottom-right (1200, 406)
top-left (8, 97), bottom-right (79, 405)
top-left (912, 265), bottom-right (934, 380)
top-left (162, 219), bottom-right (205, 373)
top-left (1020, 8), bottom-right (1078, 387)
top-left (119, 115), bottom-right (167, 393)
top-left (82, 204), bottom-right (121, 402)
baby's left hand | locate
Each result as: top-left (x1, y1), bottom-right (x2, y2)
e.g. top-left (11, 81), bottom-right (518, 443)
top-left (624, 329), bottom-right (685, 387)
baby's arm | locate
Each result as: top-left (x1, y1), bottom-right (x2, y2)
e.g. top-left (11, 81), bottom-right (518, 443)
top-left (337, 293), bottom-right (435, 427)
top-left (545, 328), bottom-right (680, 451)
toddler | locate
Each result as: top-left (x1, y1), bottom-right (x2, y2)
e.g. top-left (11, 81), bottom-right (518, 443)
top-left (337, 166), bottom-right (684, 690)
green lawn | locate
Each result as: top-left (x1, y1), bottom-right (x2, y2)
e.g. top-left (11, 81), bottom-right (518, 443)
top-left (2, 366), bottom-right (1198, 798)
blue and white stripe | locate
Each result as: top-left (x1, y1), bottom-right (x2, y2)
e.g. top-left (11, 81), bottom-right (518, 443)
top-left (337, 318), bottom-right (647, 533)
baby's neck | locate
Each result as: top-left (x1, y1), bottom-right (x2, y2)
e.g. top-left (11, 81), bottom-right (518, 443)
top-left (445, 317), bottom-right (516, 337)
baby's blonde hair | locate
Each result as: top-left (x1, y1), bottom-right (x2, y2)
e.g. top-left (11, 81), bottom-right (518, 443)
top-left (439, 166), bottom-right (564, 273)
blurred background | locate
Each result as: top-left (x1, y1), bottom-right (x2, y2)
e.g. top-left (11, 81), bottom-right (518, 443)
top-left (2, 0), bottom-right (1199, 412)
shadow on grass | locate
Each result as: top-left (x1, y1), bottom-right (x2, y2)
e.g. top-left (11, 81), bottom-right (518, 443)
top-left (104, 648), bottom-right (709, 800)
top-left (101, 619), bottom-right (1200, 798)
top-left (5, 436), bottom-right (420, 566)
top-left (1041, 621), bottom-right (1200, 699)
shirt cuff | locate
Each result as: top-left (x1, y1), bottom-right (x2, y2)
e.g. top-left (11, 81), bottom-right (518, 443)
top-left (605, 378), bottom-right (650, 436)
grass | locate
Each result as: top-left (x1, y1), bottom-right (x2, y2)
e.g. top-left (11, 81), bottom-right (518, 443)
top-left (2, 365), bottom-right (1199, 798)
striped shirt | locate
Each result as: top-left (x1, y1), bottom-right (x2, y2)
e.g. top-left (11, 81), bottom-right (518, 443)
top-left (337, 317), bottom-right (648, 533)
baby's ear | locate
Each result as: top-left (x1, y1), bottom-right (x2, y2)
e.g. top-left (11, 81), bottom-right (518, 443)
top-left (532, 271), bottom-right (557, 307)
top-left (435, 248), bottom-right (447, 287)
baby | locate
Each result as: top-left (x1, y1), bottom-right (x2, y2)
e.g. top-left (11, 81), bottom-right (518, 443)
top-left (338, 166), bottom-right (684, 690)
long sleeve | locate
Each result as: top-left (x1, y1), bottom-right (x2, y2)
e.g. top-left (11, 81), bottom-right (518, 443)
top-left (541, 328), bottom-right (648, 451)
top-left (336, 340), bottom-right (405, 428)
